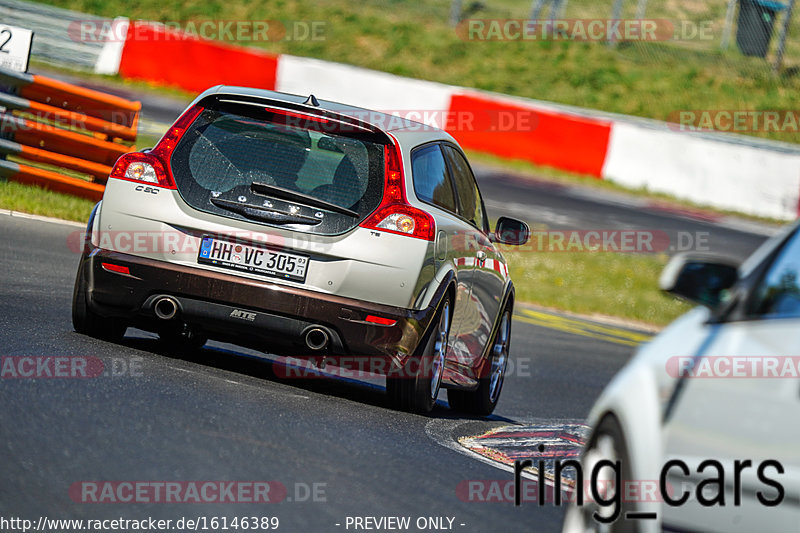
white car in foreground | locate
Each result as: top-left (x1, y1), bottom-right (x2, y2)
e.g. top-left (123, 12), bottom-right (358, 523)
top-left (563, 221), bottom-right (800, 533)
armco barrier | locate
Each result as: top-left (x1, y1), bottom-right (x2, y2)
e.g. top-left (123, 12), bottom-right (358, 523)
top-left (0, 67), bottom-right (140, 201)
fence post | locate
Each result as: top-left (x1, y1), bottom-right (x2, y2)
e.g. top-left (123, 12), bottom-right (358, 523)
top-left (635, 0), bottom-right (648, 20)
top-left (449, 0), bottom-right (462, 27)
top-left (529, 0), bottom-right (547, 21)
top-left (608, 0), bottom-right (625, 47)
top-left (721, 0), bottom-right (737, 50)
top-left (773, 0), bottom-right (796, 72)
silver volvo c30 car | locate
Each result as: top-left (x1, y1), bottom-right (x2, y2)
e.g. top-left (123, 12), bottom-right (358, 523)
top-left (72, 86), bottom-right (529, 414)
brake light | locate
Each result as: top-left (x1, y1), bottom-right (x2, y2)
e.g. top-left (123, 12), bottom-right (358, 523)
top-left (360, 142), bottom-right (435, 241)
top-left (109, 105), bottom-right (204, 188)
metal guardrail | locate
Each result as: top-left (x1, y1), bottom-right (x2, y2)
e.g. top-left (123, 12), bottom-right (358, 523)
top-left (0, 0), bottom-right (111, 71)
top-left (0, 66), bottom-right (140, 201)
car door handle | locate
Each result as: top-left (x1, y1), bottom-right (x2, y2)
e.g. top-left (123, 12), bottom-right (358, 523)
top-left (476, 250), bottom-right (487, 264)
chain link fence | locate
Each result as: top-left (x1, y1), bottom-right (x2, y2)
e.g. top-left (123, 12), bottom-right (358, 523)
top-left (452, 0), bottom-right (799, 74)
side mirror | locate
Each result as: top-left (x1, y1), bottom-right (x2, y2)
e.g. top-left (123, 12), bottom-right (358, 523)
top-left (494, 217), bottom-right (530, 246)
top-left (659, 253), bottom-right (739, 308)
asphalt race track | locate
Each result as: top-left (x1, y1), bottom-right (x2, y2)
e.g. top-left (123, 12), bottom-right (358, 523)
top-left (476, 167), bottom-right (770, 261)
top-left (0, 213), bottom-right (649, 532)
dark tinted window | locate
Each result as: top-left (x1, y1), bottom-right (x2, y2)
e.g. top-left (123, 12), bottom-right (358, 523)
top-left (443, 145), bottom-right (486, 231)
top-left (748, 228), bottom-right (800, 318)
top-left (412, 144), bottom-right (457, 213)
top-left (170, 104), bottom-right (385, 235)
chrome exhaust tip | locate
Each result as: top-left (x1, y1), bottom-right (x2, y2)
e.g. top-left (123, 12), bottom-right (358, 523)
top-left (304, 327), bottom-right (330, 351)
top-left (154, 296), bottom-right (179, 320)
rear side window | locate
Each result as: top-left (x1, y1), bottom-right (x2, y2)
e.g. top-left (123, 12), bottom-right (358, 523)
top-left (747, 228), bottom-right (800, 319)
top-left (412, 144), bottom-right (457, 213)
top-left (170, 102), bottom-right (385, 235)
top-left (443, 145), bottom-right (487, 232)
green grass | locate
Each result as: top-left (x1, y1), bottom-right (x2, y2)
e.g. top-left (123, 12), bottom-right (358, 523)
top-left (0, 180), bottom-right (94, 222)
top-left (502, 247), bottom-right (692, 326)
top-left (38, 0), bottom-right (800, 144)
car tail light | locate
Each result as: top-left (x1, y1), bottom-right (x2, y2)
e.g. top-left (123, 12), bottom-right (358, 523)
top-left (365, 315), bottom-right (397, 326)
top-left (360, 142), bottom-right (435, 241)
top-left (109, 152), bottom-right (172, 188)
top-left (101, 262), bottom-right (130, 275)
top-left (109, 105), bottom-right (204, 188)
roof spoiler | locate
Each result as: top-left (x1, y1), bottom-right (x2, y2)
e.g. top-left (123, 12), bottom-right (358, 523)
top-left (196, 92), bottom-right (394, 145)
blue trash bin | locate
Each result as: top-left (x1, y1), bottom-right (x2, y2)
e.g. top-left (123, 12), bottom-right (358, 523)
top-left (737, 0), bottom-right (786, 57)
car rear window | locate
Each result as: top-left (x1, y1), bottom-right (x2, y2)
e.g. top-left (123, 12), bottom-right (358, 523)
top-left (170, 102), bottom-right (385, 234)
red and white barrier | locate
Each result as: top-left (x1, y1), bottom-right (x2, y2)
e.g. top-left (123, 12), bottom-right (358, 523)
top-left (118, 21), bottom-right (279, 93)
top-left (276, 55), bottom-right (453, 118)
top-left (448, 92), bottom-right (611, 177)
top-left (99, 24), bottom-right (800, 221)
top-left (603, 122), bottom-right (800, 221)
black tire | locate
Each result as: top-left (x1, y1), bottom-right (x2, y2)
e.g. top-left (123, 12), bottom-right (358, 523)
top-left (561, 415), bottom-right (637, 533)
top-left (386, 297), bottom-right (451, 414)
top-left (71, 258), bottom-right (126, 341)
top-left (447, 307), bottom-right (512, 416)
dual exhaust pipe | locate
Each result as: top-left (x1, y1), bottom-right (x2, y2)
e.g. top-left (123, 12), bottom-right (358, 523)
top-left (154, 296), bottom-right (179, 320)
top-left (303, 326), bottom-right (330, 351)
top-left (153, 295), bottom-right (331, 351)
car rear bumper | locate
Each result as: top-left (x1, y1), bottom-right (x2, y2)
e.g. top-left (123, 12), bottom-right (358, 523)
top-left (83, 246), bottom-right (448, 367)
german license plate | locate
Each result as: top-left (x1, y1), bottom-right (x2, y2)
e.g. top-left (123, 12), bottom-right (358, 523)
top-left (198, 236), bottom-right (308, 283)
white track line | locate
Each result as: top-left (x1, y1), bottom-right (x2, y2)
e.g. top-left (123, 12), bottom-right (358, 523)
top-left (0, 209), bottom-right (84, 227)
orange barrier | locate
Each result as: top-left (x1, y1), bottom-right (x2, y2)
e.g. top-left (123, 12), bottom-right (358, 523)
top-left (0, 66), bottom-right (140, 200)
top-left (0, 160), bottom-right (105, 202)
top-left (0, 93), bottom-right (137, 142)
top-left (2, 114), bottom-right (131, 166)
top-left (0, 139), bottom-right (112, 181)
top-left (447, 92), bottom-right (612, 178)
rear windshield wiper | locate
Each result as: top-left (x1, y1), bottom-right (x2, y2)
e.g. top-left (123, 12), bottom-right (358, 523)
top-left (210, 197), bottom-right (322, 226)
top-left (250, 182), bottom-right (359, 218)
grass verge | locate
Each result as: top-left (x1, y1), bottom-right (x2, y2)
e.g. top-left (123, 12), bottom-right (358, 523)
top-left (501, 246), bottom-right (691, 326)
top-left (0, 181), bottom-right (95, 222)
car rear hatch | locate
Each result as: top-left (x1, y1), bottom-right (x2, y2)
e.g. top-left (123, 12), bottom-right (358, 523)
top-left (168, 93), bottom-right (391, 236)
